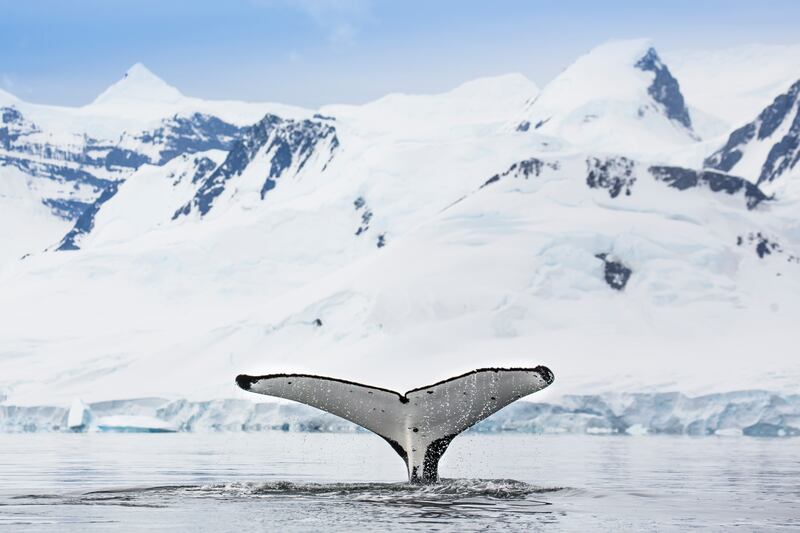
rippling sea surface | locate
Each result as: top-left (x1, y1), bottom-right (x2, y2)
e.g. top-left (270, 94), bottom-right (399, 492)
top-left (1, 433), bottom-right (798, 531)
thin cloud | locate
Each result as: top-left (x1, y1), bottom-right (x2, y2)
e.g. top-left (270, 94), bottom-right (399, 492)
top-left (250, 0), bottom-right (372, 46)
top-left (2, 74), bottom-right (15, 91)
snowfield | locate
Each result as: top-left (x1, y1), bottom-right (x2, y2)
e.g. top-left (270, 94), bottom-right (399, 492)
top-left (1, 39), bottom-right (799, 435)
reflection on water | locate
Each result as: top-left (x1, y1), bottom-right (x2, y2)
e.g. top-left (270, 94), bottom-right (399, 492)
top-left (0, 433), bottom-right (798, 531)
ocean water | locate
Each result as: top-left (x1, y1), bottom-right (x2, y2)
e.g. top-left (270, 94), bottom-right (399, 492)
top-left (0, 432), bottom-right (798, 531)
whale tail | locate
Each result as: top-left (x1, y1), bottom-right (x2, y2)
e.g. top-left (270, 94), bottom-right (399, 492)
top-left (236, 366), bottom-right (554, 483)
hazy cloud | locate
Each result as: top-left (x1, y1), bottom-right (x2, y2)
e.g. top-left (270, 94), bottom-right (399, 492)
top-left (2, 74), bottom-right (14, 91)
top-left (250, 0), bottom-right (372, 46)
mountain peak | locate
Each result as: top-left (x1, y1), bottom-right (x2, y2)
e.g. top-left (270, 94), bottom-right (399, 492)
top-left (514, 38), bottom-right (695, 152)
top-left (529, 38), bottom-right (660, 107)
top-left (634, 47), bottom-right (692, 129)
top-left (91, 63), bottom-right (184, 106)
top-left (584, 38), bottom-right (655, 63)
top-left (124, 62), bottom-right (160, 81)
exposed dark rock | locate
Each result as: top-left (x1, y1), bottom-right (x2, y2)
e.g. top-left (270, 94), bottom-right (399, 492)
top-left (355, 210), bottom-right (373, 236)
top-left (0, 106), bottom-right (31, 149)
top-left (353, 196), bottom-right (374, 236)
top-left (175, 114), bottom-right (338, 218)
top-left (261, 118), bottom-right (338, 199)
top-left (757, 237), bottom-right (777, 258)
top-left (377, 233), bottom-right (386, 248)
top-left (705, 79), bottom-right (800, 186)
top-left (757, 81), bottom-right (800, 140)
top-left (736, 232), bottom-right (799, 263)
top-left (56, 183), bottom-right (120, 251)
top-left (1, 108), bottom-right (115, 204)
top-left (103, 147), bottom-right (150, 170)
top-left (649, 165), bottom-right (768, 209)
top-left (171, 157), bottom-right (223, 219)
top-left (758, 103), bottom-right (800, 184)
top-left (41, 199), bottom-right (93, 221)
top-left (595, 253), bottom-right (632, 290)
top-left (0, 106), bottom-right (23, 124)
top-left (703, 123), bottom-right (754, 172)
top-left (0, 154), bottom-right (117, 221)
top-left (482, 175), bottom-right (500, 187)
top-left (481, 157), bottom-right (559, 188)
top-left (586, 156), bottom-right (635, 198)
top-left (135, 113), bottom-right (245, 165)
top-left (189, 156), bottom-right (218, 184)
top-left (516, 121), bottom-right (530, 132)
top-left (635, 47), bottom-right (692, 129)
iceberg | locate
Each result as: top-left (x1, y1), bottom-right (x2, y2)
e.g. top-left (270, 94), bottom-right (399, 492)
top-left (94, 415), bottom-right (177, 433)
top-left (67, 398), bottom-right (91, 431)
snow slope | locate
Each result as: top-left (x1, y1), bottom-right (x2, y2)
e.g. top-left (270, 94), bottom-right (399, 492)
top-left (0, 166), bottom-right (71, 264)
top-left (666, 43), bottom-right (800, 130)
top-left (0, 39), bottom-right (798, 431)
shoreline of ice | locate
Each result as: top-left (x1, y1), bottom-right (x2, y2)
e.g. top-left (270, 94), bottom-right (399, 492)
top-left (2, 389), bottom-right (798, 437)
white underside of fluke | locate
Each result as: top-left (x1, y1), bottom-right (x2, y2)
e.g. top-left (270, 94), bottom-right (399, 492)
top-left (236, 366), bottom-right (554, 482)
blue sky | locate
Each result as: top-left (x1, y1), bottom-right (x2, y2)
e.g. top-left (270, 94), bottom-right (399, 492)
top-left (2, 0), bottom-right (799, 107)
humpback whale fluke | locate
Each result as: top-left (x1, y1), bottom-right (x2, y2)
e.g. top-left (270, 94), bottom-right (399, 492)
top-left (235, 366), bottom-right (554, 483)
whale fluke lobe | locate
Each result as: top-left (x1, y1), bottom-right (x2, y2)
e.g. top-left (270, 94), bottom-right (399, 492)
top-left (235, 366), bottom-right (554, 483)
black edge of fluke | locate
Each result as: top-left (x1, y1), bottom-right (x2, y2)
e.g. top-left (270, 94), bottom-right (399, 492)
top-left (535, 365), bottom-right (555, 386)
top-left (235, 374), bottom-right (257, 391)
top-left (403, 366), bottom-right (555, 395)
top-left (236, 366), bottom-right (555, 396)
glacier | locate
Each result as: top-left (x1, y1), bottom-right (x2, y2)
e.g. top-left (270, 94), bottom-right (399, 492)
top-left (2, 391), bottom-right (799, 437)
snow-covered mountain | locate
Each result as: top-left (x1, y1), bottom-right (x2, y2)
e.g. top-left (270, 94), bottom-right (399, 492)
top-left (90, 63), bottom-right (184, 110)
top-left (0, 64), bottom-right (322, 257)
top-left (1, 40), bottom-right (799, 436)
top-left (514, 40), bottom-right (697, 155)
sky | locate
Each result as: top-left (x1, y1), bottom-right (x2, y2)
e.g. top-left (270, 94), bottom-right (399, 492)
top-left (2, 0), bottom-right (800, 108)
